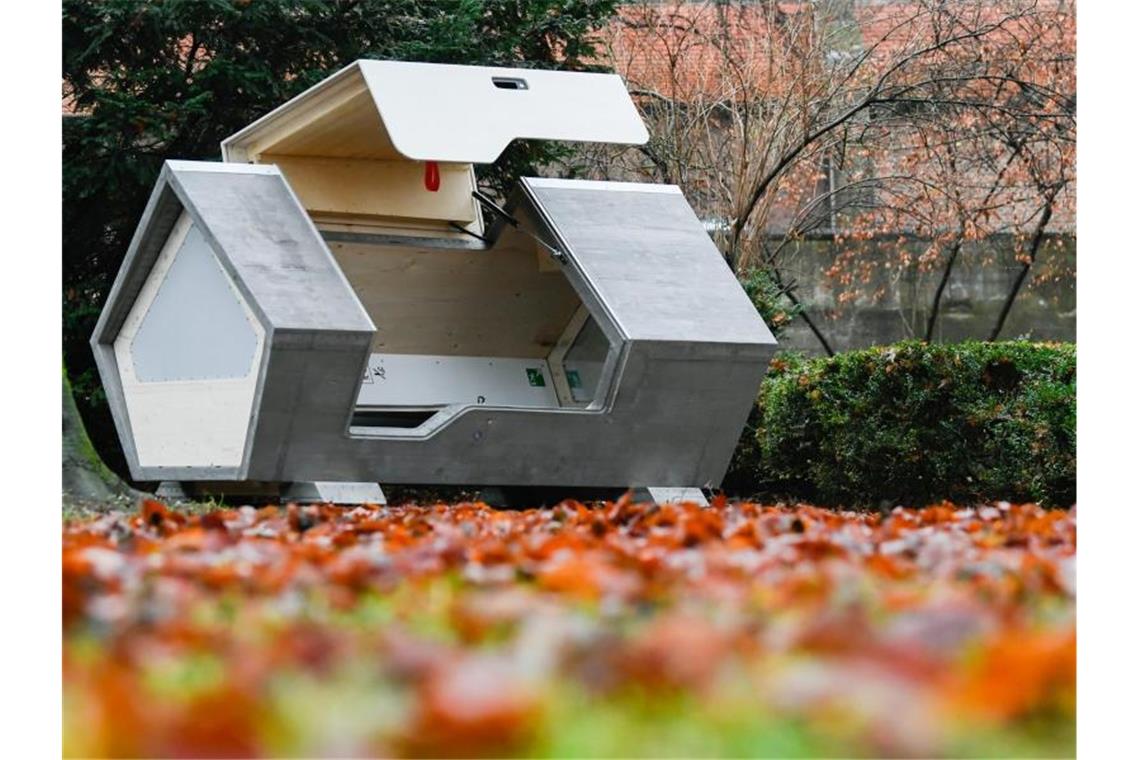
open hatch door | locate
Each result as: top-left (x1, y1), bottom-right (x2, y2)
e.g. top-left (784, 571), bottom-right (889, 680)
top-left (221, 60), bottom-right (648, 237)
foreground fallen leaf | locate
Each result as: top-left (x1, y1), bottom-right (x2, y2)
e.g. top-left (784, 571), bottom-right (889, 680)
top-left (63, 497), bottom-right (1075, 758)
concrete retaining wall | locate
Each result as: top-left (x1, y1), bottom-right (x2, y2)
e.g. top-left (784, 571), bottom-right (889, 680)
top-left (773, 235), bottom-right (1076, 354)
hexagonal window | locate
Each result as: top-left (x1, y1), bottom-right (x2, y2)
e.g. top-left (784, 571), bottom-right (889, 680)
top-left (110, 210), bottom-right (266, 469)
top-left (129, 219), bottom-right (260, 382)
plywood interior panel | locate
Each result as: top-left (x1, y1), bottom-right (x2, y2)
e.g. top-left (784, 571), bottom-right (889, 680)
top-left (266, 154), bottom-right (477, 223)
top-left (251, 86), bottom-right (401, 161)
top-left (329, 228), bottom-right (581, 357)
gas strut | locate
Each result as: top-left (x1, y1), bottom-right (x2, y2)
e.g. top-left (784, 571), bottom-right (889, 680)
top-left (467, 189), bottom-right (568, 263)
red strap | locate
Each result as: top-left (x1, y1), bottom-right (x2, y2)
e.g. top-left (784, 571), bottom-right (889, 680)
top-left (424, 161), bottom-right (440, 192)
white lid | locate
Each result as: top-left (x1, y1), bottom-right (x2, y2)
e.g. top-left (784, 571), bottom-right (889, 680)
top-left (222, 60), bottom-right (648, 165)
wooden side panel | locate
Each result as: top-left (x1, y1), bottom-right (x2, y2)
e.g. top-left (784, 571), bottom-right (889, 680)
top-left (329, 231), bottom-right (581, 358)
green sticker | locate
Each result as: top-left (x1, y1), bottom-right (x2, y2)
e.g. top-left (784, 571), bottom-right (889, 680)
top-left (526, 368), bottom-right (546, 387)
top-left (566, 369), bottom-right (582, 388)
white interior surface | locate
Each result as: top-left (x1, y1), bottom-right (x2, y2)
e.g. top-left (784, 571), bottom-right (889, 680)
top-left (113, 212), bottom-right (266, 469)
top-left (360, 60), bottom-right (649, 162)
top-left (356, 354), bottom-right (558, 409)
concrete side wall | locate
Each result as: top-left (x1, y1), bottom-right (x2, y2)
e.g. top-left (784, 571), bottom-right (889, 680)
top-left (775, 236), bottom-right (1076, 354)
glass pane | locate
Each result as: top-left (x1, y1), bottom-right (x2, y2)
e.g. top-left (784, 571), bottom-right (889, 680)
top-left (562, 316), bottom-right (609, 403)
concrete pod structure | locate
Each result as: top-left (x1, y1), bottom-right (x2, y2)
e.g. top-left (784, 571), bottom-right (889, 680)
top-left (91, 61), bottom-right (777, 503)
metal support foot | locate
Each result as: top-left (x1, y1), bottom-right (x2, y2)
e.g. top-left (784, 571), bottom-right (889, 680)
top-left (634, 486), bottom-right (709, 506)
top-left (282, 482), bottom-right (387, 505)
top-left (155, 481), bottom-right (190, 502)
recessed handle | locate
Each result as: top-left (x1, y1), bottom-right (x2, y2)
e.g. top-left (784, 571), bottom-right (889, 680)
top-left (492, 76), bottom-right (528, 91)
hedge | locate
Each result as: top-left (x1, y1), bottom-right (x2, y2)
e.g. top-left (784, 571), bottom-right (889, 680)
top-left (725, 341), bottom-right (1075, 507)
